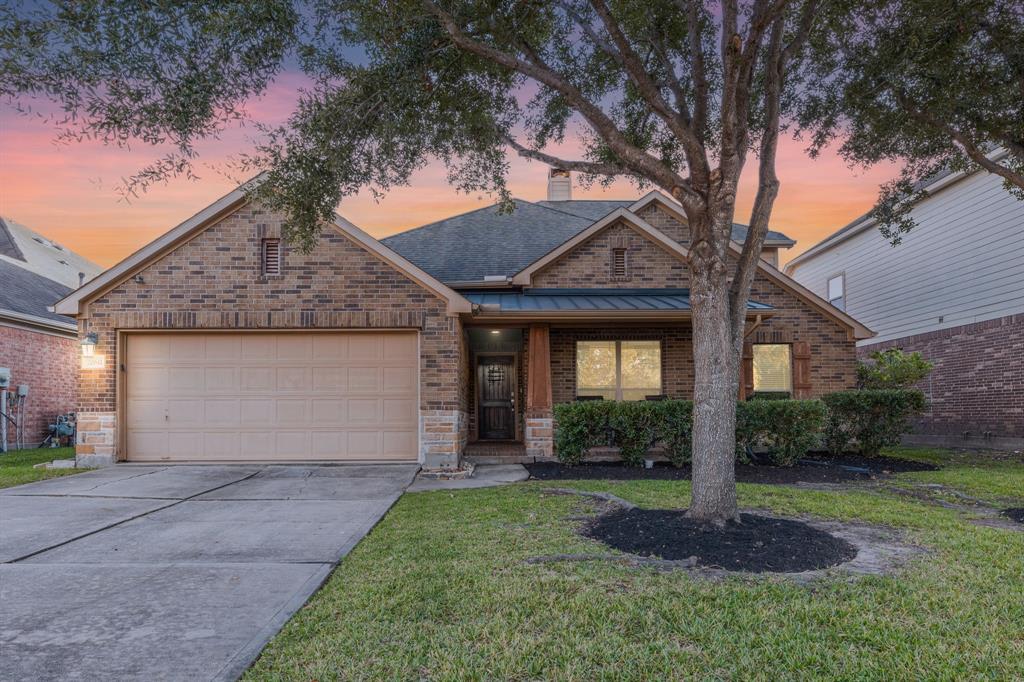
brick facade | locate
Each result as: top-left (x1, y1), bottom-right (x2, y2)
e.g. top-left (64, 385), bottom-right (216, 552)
top-left (76, 201), bottom-right (469, 467)
top-left (859, 313), bottom-right (1024, 448)
top-left (532, 220), bottom-right (689, 288)
top-left (0, 325), bottom-right (78, 449)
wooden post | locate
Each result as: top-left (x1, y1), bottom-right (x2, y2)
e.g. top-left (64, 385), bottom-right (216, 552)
top-left (526, 323), bottom-right (552, 412)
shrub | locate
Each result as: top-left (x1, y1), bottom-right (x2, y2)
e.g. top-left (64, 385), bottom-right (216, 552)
top-left (552, 401), bottom-right (614, 465)
top-left (748, 391), bottom-right (792, 401)
top-left (736, 399), bottom-right (827, 466)
top-left (553, 398), bottom-right (825, 468)
top-left (857, 348), bottom-right (933, 389)
top-left (822, 389), bottom-right (927, 456)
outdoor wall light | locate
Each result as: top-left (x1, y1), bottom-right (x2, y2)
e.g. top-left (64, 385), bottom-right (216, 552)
top-left (80, 332), bottom-right (98, 358)
top-left (490, 330), bottom-right (501, 335)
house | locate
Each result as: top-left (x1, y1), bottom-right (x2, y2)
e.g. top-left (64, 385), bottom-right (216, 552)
top-left (0, 217), bottom-right (102, 449)
top-left (55, 171), bottom-right (872, 468)
top-left (785, 163), bottom-right (1024, 450)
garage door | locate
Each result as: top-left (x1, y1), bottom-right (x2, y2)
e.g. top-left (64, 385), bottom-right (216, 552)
top-left (124, 332), bottom-right (418, 462)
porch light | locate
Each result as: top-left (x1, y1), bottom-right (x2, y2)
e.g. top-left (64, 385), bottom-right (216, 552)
top-left (490, 330), bottom-right (501, 335)
top-left (80, 332), bottom-right (98, 358)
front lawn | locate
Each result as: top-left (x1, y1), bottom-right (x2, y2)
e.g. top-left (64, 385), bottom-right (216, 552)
top-left (0, 447), bottom-right (79, 489)
top-left (247, 448), bottom-right (1024, 680)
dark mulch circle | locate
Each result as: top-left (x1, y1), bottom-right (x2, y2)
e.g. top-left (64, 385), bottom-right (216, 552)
top-left (1001, 508), bottom-right (1024, 524)
top-left (584, 508), bottom-right (858, 573)
top-left (526, 453), bottom-right (938, 484)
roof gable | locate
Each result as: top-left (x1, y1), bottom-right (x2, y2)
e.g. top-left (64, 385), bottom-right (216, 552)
top-left (629, 191), bottom-right (797, 246)
top-left (55, 180), bottom-right (471, 316)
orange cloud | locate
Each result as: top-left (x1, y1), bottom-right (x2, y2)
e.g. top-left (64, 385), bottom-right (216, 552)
top-left (1, 99), bottom-right (896, 269)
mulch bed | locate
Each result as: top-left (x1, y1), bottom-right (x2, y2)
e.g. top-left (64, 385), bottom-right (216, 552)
top-left (584, 508), bottom-right (858, 573)
top-left (1001, 508), bottom-right (1024, 524)
top-left (526, 453), bottom-right (938, 485)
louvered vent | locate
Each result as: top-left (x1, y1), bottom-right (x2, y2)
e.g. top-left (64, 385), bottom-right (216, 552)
top-left (612, 248), bottom-right (627, 278)
top-left (262, 238), bottom-right (281, 275)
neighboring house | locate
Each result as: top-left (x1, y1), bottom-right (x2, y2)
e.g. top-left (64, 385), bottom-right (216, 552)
top-left (785, 166), bottom-right (1024, 450)
top-left (0, 217), bottom-right (103, 449)
top-left (56, 171), bottom-right (871, 468)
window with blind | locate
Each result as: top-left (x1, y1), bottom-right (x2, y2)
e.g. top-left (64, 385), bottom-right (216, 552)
top-left (577, 340), bottom-right (661, 401)
top-left (752, 344), bottom-right (792, 393)
top-left (262, 238), bottom-right (281, 276)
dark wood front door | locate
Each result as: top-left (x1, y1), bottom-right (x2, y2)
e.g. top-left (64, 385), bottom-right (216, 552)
top-left (478, 355), bottom-right (515, 440)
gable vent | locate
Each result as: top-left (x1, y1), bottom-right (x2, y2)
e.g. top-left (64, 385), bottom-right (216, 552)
top-left (262, 238), bottom-right (281, 276)
top-left (612, 248), bottom-right (627, 278)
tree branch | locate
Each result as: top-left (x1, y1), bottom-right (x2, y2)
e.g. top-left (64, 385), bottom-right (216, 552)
top-left (420, 0), bottom-right (704, 212)
top-left (502, 134), bottom-right (630, 177)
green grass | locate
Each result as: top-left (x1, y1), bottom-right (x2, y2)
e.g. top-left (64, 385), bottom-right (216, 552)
top-left (246, 448), bottom-right (1024, 680)
top-left (0, 447), bottom-right (80, 488)
top-left (884, 446), bottom-right (1024, 505)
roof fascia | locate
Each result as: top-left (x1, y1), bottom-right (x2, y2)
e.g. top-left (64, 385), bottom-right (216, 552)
top-left (0, 309), bottom-right (77, 336)
top-left (330, 215), bottom-right (472, 314)
top-left (511, 207), bottom-right (689, 286)
top-left (54, 185), bottom-right (250, 316)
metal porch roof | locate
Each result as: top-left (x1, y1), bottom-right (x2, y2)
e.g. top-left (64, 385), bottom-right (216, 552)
top-left (463, 288), bottom-right (774, 313)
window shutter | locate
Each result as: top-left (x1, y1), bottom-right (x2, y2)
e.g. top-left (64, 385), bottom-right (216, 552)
top-left (792, 341), bottom-right (812, 398)
top-left (740, 342), bottom-right (754, 399)
top-left (262, 238), bottom-right (281, 276)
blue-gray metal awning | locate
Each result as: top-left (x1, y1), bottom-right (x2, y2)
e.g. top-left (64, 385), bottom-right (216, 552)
top-left (463, 288), bottom-right (773, 314)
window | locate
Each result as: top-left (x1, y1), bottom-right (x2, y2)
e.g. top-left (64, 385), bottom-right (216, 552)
top-left (261, 238), bottom-right (281, 276)
top-left (752, 344), bottom-right (792, 393)
top-left (611, 248), bottom-right (627, 278)
top-left (827, 274), bottom-right (845, 310)
top-left (577, 340), bottom-right (661, 401)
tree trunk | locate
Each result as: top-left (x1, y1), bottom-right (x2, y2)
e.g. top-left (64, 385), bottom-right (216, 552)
top-left (687, 216), bottom-right (741, 525)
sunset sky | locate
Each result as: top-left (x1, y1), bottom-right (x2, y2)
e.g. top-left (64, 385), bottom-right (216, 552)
top-left (0, 75), bottom-right (898, 270)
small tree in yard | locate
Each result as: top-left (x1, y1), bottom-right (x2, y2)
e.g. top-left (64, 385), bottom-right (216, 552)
top-left (799, 0), bottom-right (1024, 241)
top-left (857, 348), bottom-right (933, 389)
top-left (1, 1), bottom-right (937, 524)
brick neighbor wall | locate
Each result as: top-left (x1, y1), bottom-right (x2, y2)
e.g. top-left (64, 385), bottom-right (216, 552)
top-left (76, 201), bottom-right (469, 466)
top-left (0, 325), bottom-right (78, 449)
top-left (859, 313), bottom-right (1024, 444)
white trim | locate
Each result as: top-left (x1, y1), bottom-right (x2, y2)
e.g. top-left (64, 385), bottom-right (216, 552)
top-left (0, 309), bottom-right (78, 337)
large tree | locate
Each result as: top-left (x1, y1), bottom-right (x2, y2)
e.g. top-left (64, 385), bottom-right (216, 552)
top-left (799, 0), bottom-right (1024, 240)
top-left (2, 0), bottom-right (834, 524)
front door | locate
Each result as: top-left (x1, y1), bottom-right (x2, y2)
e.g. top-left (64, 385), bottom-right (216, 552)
top-left (478, 355), bottom-right (515, 440)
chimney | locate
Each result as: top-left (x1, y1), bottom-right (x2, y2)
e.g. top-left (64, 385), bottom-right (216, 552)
top-left (547, 167), bottom-right (571, 201)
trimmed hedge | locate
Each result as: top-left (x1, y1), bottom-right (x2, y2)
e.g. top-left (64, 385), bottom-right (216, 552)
top-left (553, 398), bottom-right (824, 468)
top-left (821, 389), bottom-right (927, 456)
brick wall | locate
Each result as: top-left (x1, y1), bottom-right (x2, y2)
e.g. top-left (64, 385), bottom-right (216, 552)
top-left (76, 201), bottom-right (469, 465)
top-left (859, 313), bottom-right (1024, 442)
top-left (533, 220), bottom-right (689, 288)
top-left (0, 325), bottom-right (77, 448)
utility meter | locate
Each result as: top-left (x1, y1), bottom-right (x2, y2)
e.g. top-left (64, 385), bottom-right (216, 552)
top-left (0, 368), bottom-right (10, 389)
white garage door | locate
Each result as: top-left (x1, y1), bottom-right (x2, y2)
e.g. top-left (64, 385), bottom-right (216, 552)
top-left (124, 332), bottom-right (418, 462)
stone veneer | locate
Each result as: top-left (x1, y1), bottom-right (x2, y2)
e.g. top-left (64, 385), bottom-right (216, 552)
top-left (524, 412), bottom-right (554, 459)
top-left (74, 200), bottom-right (470, 467)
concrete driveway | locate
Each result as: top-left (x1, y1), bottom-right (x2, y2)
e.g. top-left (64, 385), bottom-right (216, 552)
top-left (0, 463), bottom-right (418, 681)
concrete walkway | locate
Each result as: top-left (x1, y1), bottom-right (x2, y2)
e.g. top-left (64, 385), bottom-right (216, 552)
top-left (406, 464), bottom-right (529, 492)
top-left (0, 463), bottom-right (418, 681)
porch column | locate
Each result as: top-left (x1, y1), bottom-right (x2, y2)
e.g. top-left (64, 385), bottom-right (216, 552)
top-left (525, 323), bottom-right (554, 459)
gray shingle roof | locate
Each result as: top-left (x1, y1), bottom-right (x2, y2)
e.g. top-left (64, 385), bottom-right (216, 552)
top-left (381, 200), bottom-right (593, 282)
top-left (382, 197), bottom-right (795, 283)
top-left (0, 258), bottom-right (75, 326)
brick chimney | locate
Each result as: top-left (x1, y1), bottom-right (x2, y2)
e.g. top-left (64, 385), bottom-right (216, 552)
top-left (547, 167), bottom-right (571, 201)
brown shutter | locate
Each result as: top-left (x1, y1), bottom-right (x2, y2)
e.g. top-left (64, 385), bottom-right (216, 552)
top-left (792, 341), bottom-right (812, 398)
top-left (740, 342), bottom-right (754, 399)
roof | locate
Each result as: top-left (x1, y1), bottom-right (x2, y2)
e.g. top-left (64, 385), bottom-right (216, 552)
top-left (464, 288), bottom-right (773, 313)
top-left (0, 258), bottom-right (76, 330)
top-left (383, 197), bottom-right (796, 283)
top-left (0, 217), bottom-right (102, 289)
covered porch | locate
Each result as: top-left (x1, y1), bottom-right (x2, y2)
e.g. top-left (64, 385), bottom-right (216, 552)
top-left (462, 288), bottom-right (786, 462)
